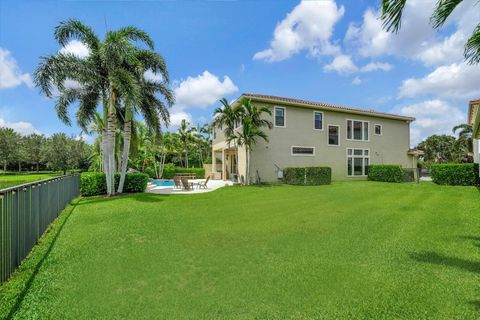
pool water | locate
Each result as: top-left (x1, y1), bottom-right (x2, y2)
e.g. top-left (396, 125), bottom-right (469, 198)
top-left (150, 180), bottom-right (175, 187)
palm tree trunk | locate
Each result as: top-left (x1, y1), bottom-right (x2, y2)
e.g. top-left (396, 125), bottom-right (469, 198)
top-left (245, 147), bottom-right (249, 185)
top-left (3, 160), bottom-right (6, 173)
top-left (36, 162), bottom-right (39, 172)
top-left (105, 91), bottom-right (116, 196)
top-left (185, 149), bottom-right (189, 168)
top-left (117, 120), bottom-right (131, 193)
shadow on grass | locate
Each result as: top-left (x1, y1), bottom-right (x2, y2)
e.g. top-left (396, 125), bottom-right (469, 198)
top-left (410, 251), bottom-right (480, 274)
top-left (77, 193), bottom-right (165, 206)
top-left (468, 301), bottom-right (480, 311)
top-left (5, 200), bottom-right (79, 319)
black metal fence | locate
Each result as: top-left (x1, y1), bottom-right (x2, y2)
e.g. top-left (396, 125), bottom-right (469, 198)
top-left (0, 174), bottom-right (80, 283)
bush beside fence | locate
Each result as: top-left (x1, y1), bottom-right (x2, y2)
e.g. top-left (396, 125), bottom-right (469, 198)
top-left (284, 167), bottom-right (331, 185)
top-left (80, 172), bottom-right (149, 196)
top-left (430, 163), bottom-right (480, 186)
top-left (0, 174), bottom-right (80, 283)
top-left (368, 165), bottom-right (404, 183)
top-left (161, 166), bottom-right (205, 179)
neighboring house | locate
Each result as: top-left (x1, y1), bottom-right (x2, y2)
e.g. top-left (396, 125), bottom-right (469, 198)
top-left (467, 99), bottom-right (480, 165)
top-left (212, 94), bottom-right (418, 183)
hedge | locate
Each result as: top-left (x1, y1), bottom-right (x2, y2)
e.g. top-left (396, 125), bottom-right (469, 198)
top-left (430, 163), bottom-right (480, 186)
top-left (283, 167), bottom-right (331, 185)
top-left (161, 165), bottom-right (205, 179)
top-left (368, 165), bottom-right (404, 183)
top-left (80, 172), bottom-right (149, 196)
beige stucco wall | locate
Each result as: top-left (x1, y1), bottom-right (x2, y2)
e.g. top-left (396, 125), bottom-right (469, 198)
top-left (244, 103), bottom-right (412, 183)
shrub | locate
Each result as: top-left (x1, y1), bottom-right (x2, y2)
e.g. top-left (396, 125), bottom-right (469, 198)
top-left (117, 173), bottom-right (149, 193)
top-left (80, 172), bottom-right (149, 196)
top-left (284, 167), bottom-right (331, 185)
top-left (368, 165), bottom-right (404, 183)
top-left (80, 172), bottom-right (106, 196)
top-left (430, 163), bottom-right (480, 186)
top-left (161, 164), bottom-right (205, 179)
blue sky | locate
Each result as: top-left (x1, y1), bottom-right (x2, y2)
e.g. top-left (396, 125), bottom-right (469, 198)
top-left (1, 0), bottom-right (479, 145)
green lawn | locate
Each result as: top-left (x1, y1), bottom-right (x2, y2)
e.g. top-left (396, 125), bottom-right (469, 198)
top-left (0, 172), bottom-right (62, 189)
top-left (1, 182), bottom-right (480, 319)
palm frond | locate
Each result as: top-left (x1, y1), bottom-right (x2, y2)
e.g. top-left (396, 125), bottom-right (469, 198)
top-left (117, 26), bottom-right (155, 49)
top-left (54, 19), bottom-right (100, 50)
top-left (465, 23), bottom-right (480, 64)
top-left (380, 0), bottom-right (407, 33)
top-left (430, 0), bottom-right (463, 28)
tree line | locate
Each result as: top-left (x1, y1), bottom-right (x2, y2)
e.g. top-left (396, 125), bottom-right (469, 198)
top-left (0, 128), bottom-right (90, 173)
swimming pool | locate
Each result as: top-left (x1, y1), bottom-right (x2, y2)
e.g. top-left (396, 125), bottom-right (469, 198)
top-left (150, 180), bottom-right (175, 187)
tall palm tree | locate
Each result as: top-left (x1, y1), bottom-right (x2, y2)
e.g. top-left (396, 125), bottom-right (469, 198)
top-left (229, 98), bottom-right (272, 185)
top-left (453, 123), bottom-right (473, 154)
top-left (178, 119), bottom-right (197, 168)
top-left (35, 19), bottom-right (154, 195)
top-left (380, 0), bottom-right (480, 64)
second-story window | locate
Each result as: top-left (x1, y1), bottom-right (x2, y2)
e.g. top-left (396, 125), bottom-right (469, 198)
top-left (347, 120), bottom-right (369, 141)
top-left (275, 106), bottom-right (286, 127)
top-left (313, 111), bottom-right (323, 130)
top-left (328, 125), bottom-right (339, 146)
top-left (374, 124), bottom-right (382, 135)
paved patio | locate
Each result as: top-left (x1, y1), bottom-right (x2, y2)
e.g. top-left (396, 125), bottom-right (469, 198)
top-left (146, 179), bottom-right (233, 194)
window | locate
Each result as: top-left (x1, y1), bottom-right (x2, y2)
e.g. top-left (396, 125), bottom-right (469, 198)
top-left (234, 119), bottom-right (240, 129)
top-left (292, 146), bottom-right (315, 156)
top-left (347, 148), bottom-right (369, 176)
top-left (213, 127), bottom-right (216, 139)
top-left (374, 124), bottom-right (382, 135)
top-left (313, 111), bottom-right (323, 130)
top-left (274, 106), bottom-right (286, 127)
top-left (328, 125), bottom-right (339, 146)
top-left (347, 120), bottom-right (369, 141)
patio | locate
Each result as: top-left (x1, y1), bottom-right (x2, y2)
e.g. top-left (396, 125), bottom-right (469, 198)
top-left (146, 179), bottom-right (233, 194)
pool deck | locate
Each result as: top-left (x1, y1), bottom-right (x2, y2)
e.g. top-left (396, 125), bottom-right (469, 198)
top-left (146, 179), bottom-right (234, 194)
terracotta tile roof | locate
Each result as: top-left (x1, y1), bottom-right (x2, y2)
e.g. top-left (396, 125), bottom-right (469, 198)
top-left (239, 93), bottom-right (415, 122)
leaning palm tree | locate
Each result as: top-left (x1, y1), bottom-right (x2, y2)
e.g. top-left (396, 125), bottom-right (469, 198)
top-left (229, 98), bottom-right (272, 185)
top-left (380, 0), bottom-right (480, 64)
top-left (178, 119), bottom-right (197, 168)
top-left (35, 19), bottom-right (154, 195)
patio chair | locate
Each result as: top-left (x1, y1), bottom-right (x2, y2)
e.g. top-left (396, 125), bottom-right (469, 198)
top-left (173, 176), bottom-right (182, 189)
top-left (180, 177), bottom-right (194, 191)
top-left (197, 176), bottom-right (210, 189)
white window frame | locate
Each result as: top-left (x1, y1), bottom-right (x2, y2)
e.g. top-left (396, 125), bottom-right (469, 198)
top-left (313, 111), bottom-right (324, 131)
top-left (374, 124), bottom-right (382, 136)
top-left (346, 119), bottom-right (370, 142)
top-left (274, 106), bottom-right (286, 128)
top-left (346, 148), bottom-right (370, 177)
top-left (291, 146), bottom-right (315, 157)
top-left (327, 124), bottom-right (340, 146)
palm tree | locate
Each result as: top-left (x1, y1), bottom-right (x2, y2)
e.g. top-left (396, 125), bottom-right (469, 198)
top-left (178, 119), bottom-right (197, 168)
top-left (453, 123), bottom-right (473, 156)
top-left (380, 0), bottom-right (480, 64)
top-left (35, 19), bottom-right (156, 195)
top-left (117, 75), bottom-right (174, 193)
top-left (229, 98), bottom-right (272, 184)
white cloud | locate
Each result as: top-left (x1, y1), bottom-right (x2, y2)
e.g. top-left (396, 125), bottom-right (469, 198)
top-left (397, 100), bottom-right (465, 145)
top-left (253, 0), bottom-right (344, 62)
top-left (352, 76), bottom-right (362, 85)
top-left (323, 54), bottom-right (358, 74)
top-left (0, 48), bottom-right (33, 89)
top-left (360, 62), bottom-right (393, 72)
top-left (416, 31), bottom-right (467, 66)
top-left (0, 118), bottom-right (41, 135)
top-left (345, 0), bottom-right (438, 59)
top-left (173, 71), bottom-right (238, 110)
top-left (59, 40), bottom-right (90, 58)
top-left (144, 70), bottom-right (163, 83)
top-left (169, 111), bottom-right (192, 127)
top-left (399, 62), bottom-right (480, 99)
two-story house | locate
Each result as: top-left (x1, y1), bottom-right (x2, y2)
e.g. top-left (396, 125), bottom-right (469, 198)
top-left (468, 99), bottom-right (480, 166)
top-left (212, 94), bottom-right (418, 183)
